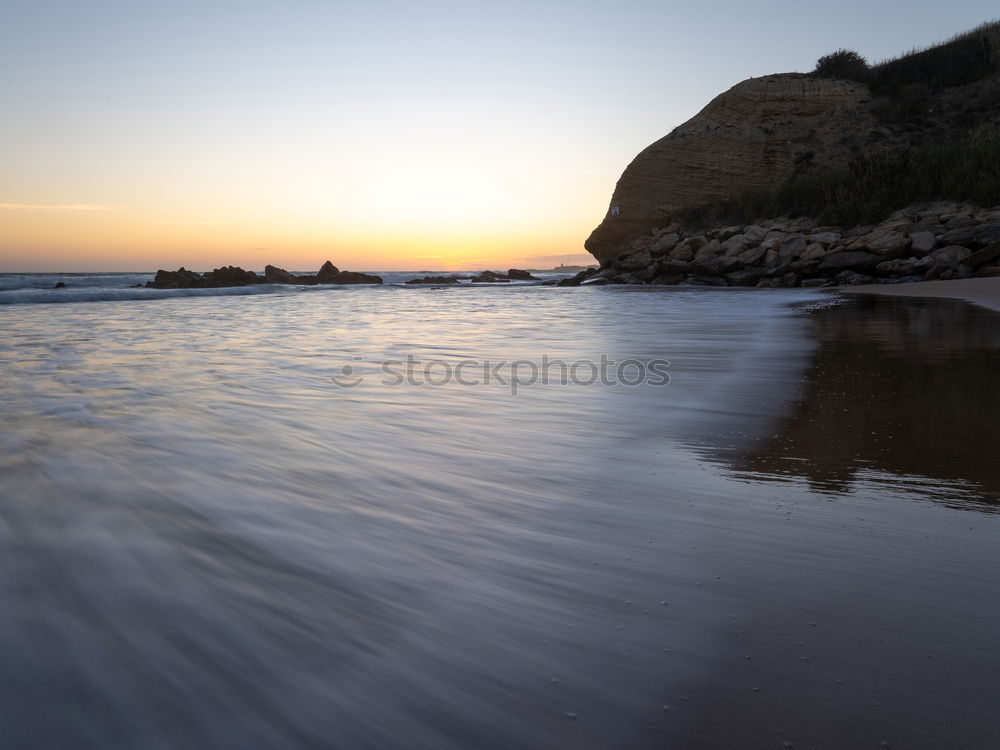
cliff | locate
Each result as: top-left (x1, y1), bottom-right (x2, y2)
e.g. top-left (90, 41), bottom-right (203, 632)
top-left (585, 21), bottom-right (1000, 269)
top-left (585, 74), bottom-right (876, 266)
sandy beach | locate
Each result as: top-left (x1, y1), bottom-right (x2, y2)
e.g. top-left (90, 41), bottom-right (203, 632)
top-left (842, 276), bottom-right (1000, 312)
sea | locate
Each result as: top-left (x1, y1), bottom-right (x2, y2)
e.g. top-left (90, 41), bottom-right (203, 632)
top-left (1, 271), bottom-right (999, 749)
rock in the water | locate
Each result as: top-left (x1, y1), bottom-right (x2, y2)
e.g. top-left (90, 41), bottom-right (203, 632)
top-left (329, 270), bottom-right (383, 284)
top-left (556, 268), bottom-right (599, 286)
top-left (507, 268), bottom-right (536, 280)
top-left (264, 265), bottom-right (297, 284)
top-left (470, 271), bottom-right (510, 283)
top-left (316, 260), bottom-right (340, 282)
top-left (147, 267), bottom-right (205, 289)
top-left (53, 282), bottom-right (66, 289)
top-left (204, 266), bottom-right (259, 286)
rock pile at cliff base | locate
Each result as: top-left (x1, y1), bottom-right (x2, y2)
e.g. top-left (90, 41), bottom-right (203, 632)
top-left (562, 202), bottom-right (1000, 288)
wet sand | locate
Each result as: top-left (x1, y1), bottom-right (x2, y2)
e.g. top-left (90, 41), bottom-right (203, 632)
top-left (665, 295), bottom-right (1000, 749)
top-left (842, 276), bottom-right (1000, 312)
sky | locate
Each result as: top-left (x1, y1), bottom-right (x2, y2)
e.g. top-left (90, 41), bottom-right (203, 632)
top-left (1, 1), bottom-right (996, 272)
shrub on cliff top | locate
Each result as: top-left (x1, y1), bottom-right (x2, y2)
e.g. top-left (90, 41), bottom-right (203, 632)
top-left (813, 49), bottom-right (871, 83)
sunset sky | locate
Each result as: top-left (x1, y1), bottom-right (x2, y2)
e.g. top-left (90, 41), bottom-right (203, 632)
top-left (1, 1), bottom-right (995, 272)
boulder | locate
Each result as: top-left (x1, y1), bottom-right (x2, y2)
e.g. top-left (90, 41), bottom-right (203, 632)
top-left (651, 233), bottom-right (681, 254)
top-left (963, 241), bottom-right (1000, 269)
top-left (205, 266), bottom-right (259, 286)
top-left (789, 259), bottom-right (821, 276)
top-left (945, 214), bottom-right (977, 229)
top-left (507, 269), bottom-right (536, 280)
top-left (264, 265), bottom-right (297, 284)
top-left (800, 278), bottom-right (830, 288)
top-left (835, 270), bottom-right (877, 285)
top-left (743, 225), bottom-right (768, 244)
top-left (974, 223), bottom-right (1000, 245)
top-left (683, 275), bottom-right (727, 286)
top-left (147, 267), bottom-right (205, 289)
top-left (756, 277), bottom-right (782, 288)
top-left (658, 260), bottom-right (694, 275)
top-left (923, 263), bottom-right (957, 280)
top-left (919, 245), bottom-right (972, 266)
top-left (940, 226), bottom-right (977, 246)
top-left (470, 271), bottom-right (510, 283)
top-left (818, 251), bottom-right (881, 272)
top-left (909, 219), bottom-right (945, 235)
top-left (556, 268), bottom-right (599, 286)
top-left (861, 230), bottom-right (911, 257)
top-left (616, 249), bottom-right (653, 271)
top-left (684, 236), bottom-right (708, 253)
top-left (316, 261), bottom-right (341, 282)
top-left (908, 231), bottom-right (937, 255)
top-left (721, 236), bottom-right (748, 256)
top-left (807, 231), bottom-right (841, 247)
top-left (760, 231), bottom-right (786, 251)
top-left (670, 244), bottom-right (695, 262)
top-left (651, 273), bottom-right (686, 285)
top-left (725, 270), bottom-right (761, 287)
top-left (778, 234), bottom-right (807, 260)
top-left (694, 239), bottom-right (722, 263)
top-left (937, 264), bottom-right (973, 280)
top-left (875, 258), bottom-right (921, 276)
top-left (695, 255), bottom-right (742, 276)
top-left (330, 270), bottom-right (383, 285)
top-left (737, 246), bottom-right (767, 266)
top-left (800, 243), bottom-right (827, 262)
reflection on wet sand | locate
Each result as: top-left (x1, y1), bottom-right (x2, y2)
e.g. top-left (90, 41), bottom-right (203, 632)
top-left (664, 294), bottom-right (1000, 750)
top-left (730, 296), bottom-right (1000, 509)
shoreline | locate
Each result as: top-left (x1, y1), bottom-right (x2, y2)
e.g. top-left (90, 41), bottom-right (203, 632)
top-left (840, 275), bottom-right (1000, 313)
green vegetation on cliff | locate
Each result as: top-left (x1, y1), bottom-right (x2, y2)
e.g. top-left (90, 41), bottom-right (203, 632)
top-left (674, 21), bottom-right (1000, 231)
top-left (678, 127), bottom-right (1000, 229)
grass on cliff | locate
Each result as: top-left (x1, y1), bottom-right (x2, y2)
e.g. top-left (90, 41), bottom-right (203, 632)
top-left (676, 126), bottom-right (1000, 230)
top-left (812, 20), bottom-right (1000, 123)
top-left (812, 20), bottom-right (999, 89)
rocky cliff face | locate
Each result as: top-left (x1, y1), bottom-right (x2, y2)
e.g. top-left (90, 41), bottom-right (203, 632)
top-left (585, 74), bottom-right (876, 266)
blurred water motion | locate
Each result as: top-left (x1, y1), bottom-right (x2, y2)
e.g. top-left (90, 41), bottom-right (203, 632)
top-left (0, 286), bottom-right (998, 749)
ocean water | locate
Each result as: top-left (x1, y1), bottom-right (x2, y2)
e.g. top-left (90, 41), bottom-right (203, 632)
top-left (1, 282), bottom-right (999, 749)
top-left (0, 270), bottom-right (560, 306)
